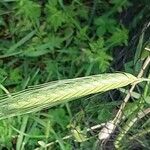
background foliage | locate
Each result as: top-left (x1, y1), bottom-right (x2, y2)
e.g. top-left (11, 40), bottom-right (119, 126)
top-left (0, 0), bottom-right (149, 149)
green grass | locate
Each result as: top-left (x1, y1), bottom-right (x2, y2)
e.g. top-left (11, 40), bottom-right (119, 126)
top-left (0, 0), bottom-right (150, 149)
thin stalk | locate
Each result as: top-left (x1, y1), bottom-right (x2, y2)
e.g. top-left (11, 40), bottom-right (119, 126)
top-left (115, 72), bottom-right (150, 149)
top-left (16, 115), bottom-right (29, 150)
top-left (114, 108), bottom-right (150, 149)
top-left (113, 56), bottom-right (150, 125)
top-left (129, 128), bottom-right (150, 140)
top-left (37, 123), bottom-right (105, 148)
top-left (98, 55), bottom-right (150, 144)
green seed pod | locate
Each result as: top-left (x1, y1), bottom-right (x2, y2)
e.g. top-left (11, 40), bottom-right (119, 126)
top-left (0, 73), bottom-right (140, 119)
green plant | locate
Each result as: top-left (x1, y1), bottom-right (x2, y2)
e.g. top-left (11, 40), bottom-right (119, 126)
top-left (0, 73), bottom-right (141, 119)
top-left (0, 0), bottom-right (149, 149)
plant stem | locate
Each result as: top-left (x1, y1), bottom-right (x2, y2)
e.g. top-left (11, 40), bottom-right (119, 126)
top-left (115, 108), bottom-right (150, 149)
top-left (113, 56), bottom-right (150, 125)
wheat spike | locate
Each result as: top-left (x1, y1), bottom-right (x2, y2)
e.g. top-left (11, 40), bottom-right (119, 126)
top-left (0, 73), bottom-right (141, 119)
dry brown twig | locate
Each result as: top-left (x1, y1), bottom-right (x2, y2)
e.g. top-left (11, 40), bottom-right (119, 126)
top-left (98, 47), bottom-right (150, 141)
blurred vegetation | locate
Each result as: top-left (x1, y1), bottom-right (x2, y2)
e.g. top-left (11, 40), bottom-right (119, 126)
top-left (0, 0), bottom-right (149, 149)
